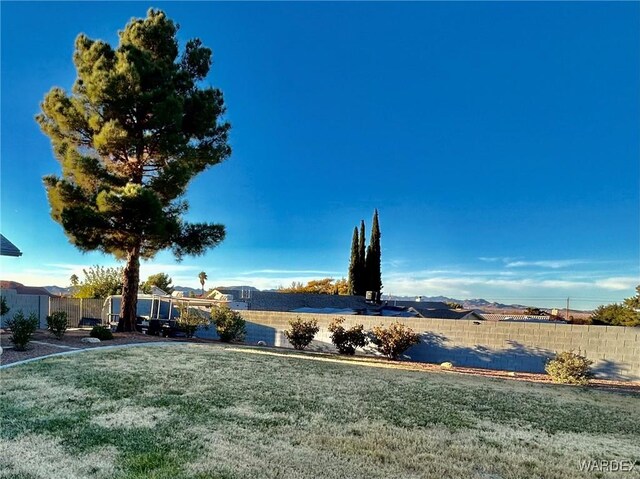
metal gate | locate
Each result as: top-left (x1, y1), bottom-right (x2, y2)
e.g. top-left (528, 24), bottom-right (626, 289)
top-left (48, 297), bottom-right (105, 327)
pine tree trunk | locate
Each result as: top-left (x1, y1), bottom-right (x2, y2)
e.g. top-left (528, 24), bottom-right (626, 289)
top-left (117, 244), bottom-right (141, 332)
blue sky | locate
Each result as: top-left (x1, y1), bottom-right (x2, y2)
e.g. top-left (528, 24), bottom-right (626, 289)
top-left (1, 2), bottom-right (638, 309)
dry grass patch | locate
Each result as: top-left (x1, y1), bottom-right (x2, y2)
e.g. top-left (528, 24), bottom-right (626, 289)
top-left (0, 434), bottom-right (117, 479)
top-left (91, 406), bottom-right (170, 430)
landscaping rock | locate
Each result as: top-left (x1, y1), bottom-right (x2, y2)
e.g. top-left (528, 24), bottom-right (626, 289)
top-left (81, 337), bottom-right (101, 343)
top-left (440, 361), bottom-right (454, 369)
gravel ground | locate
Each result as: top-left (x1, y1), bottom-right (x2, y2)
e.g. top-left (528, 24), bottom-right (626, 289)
top-left (0, 328), bottom-right (181, 366)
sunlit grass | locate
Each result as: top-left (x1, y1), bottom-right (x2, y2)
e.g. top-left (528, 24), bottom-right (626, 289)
top-left (1, 343), bottom-right (639, 479)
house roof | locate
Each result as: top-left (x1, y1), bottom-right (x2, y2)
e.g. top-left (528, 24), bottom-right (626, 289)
top-left (0, 281), bottom-right (52, 296)
top-left (389, 300), bottom-right (449, 309)
top-left (414, 308), bottom-right (485, 320)
top-left (481, 313), bottom-right (564, 323)
top-left (0, 235), bottom-right (22, 257)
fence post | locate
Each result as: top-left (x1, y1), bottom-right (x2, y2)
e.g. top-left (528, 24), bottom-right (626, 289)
top-left (80, 298), bottom-right (83, 323)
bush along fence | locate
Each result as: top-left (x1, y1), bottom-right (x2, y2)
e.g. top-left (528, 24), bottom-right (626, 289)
top-left (195, 310), bottom-right (640, 382)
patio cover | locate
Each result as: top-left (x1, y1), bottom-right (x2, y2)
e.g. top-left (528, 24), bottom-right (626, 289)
top-left (0, 234), bottom-right (22, 257)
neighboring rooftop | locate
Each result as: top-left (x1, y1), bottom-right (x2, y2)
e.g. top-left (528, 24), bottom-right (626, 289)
top-left (0, 234), bottom-right (22, 257)
top-left (482, 313), bottom-right (566, 323)
top-left (0, 281), bottom-right (52, 296)
top-left (210, 289), bottom-right (485, 320)
top-left (414, 308), bottom-right (485, 321)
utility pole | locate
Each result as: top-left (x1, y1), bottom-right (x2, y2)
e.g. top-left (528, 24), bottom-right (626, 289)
top-left (566, 297), bottom-right (570, 321)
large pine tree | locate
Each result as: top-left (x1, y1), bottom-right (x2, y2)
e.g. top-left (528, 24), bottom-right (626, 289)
top-left (365, 209), bottom-right (382, 293)
top-left (37, 10), bottom-right (230, 331)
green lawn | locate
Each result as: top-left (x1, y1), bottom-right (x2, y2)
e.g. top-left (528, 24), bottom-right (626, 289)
top-left (1, 343), bottom-right (639, 479)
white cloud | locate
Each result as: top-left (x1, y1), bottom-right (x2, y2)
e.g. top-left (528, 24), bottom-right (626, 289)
top-left (594, 277), bottom-right (639, 291)
top-left (505, 259), bottom-right (587, 269)
top-left (238, 269), bottom-right (341, 276)
top-left (478, 256), bottom-right (519, 263)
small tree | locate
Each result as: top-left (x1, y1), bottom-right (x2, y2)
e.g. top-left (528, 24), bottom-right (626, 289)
top-left (334, 278), bottom-right (349, 295)
top-left (75, 265), bottom-right (123, 299)
top-left (46, 311), bottom-right (68, 339)
top-left (284, 317), bottom-right (319, 350)
top-left (7, 311), bottom-right (39, 351)
top-left (370, 322), bottom-right (420, 360)
top-left (0, 296), bottom-right (9, 317)
top-left (278, 278), bottom-right (346, 294)
top-left (591, 303), bottom-right (640, 327)
top-left (177, 304), bottom-right (209, 338)
top-left (211, 306), bottom-right (245, 342)
top-left (623, 285), bottom-right (640, 310)
top-left (140, 272), bottom-right (174, 294)
top-left (328, 317), bottom-right (367, 355)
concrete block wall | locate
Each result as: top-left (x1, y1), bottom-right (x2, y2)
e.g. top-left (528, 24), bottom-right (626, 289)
top-left (0, 289), bottom-right (49, 328)
top-left (195, 310), bottom-right (640, 381)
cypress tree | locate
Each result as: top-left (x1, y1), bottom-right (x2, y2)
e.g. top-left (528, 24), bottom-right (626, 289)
top-left (358, 220), bottom-right (366, 294)
top-left (365, 209), bottom-right (382, 294)
top-left (347, 227), bottom-right (360, 295)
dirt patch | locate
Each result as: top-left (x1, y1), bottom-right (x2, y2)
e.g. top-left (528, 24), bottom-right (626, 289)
top-left (0, 328), bottom-right (179, 365)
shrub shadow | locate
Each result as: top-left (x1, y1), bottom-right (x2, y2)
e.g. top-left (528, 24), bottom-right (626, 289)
top-left (409, 332), bottom-right (555, 374)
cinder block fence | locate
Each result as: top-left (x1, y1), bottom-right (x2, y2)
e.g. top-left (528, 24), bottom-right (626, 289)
top-left (196, 310), bottom-right (640, 381)
top-left (0, 290), bottom-right (49, 328)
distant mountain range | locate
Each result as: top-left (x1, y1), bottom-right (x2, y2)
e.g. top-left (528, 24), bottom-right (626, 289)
top-left (386, 295), bottom-right (529, 311)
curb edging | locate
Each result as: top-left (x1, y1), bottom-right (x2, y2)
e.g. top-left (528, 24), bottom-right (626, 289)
top-left (0, 341), bottom-right (186, 369)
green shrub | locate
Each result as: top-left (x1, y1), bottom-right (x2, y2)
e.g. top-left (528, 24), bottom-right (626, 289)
top-left (211, 307), bottom-right (246, 342)
top-left (46, 311), bottom-right (68, 339)
top-left (6, 311), bottom-right (39, 351)
top-left (0, 296), bottom-right (9, 316)
top-left (284, 317), bottom-right (319, 350)
top-left (328, 317), bottom-right (367, 355)
top-left (177, 305), bottom-right (210, 338)
top-left (90, 325), bottom-right (114, 341)
top-left (370, 322), bottom-right (420, 359)
top-left (545, 351), bottom-right (593, 385)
